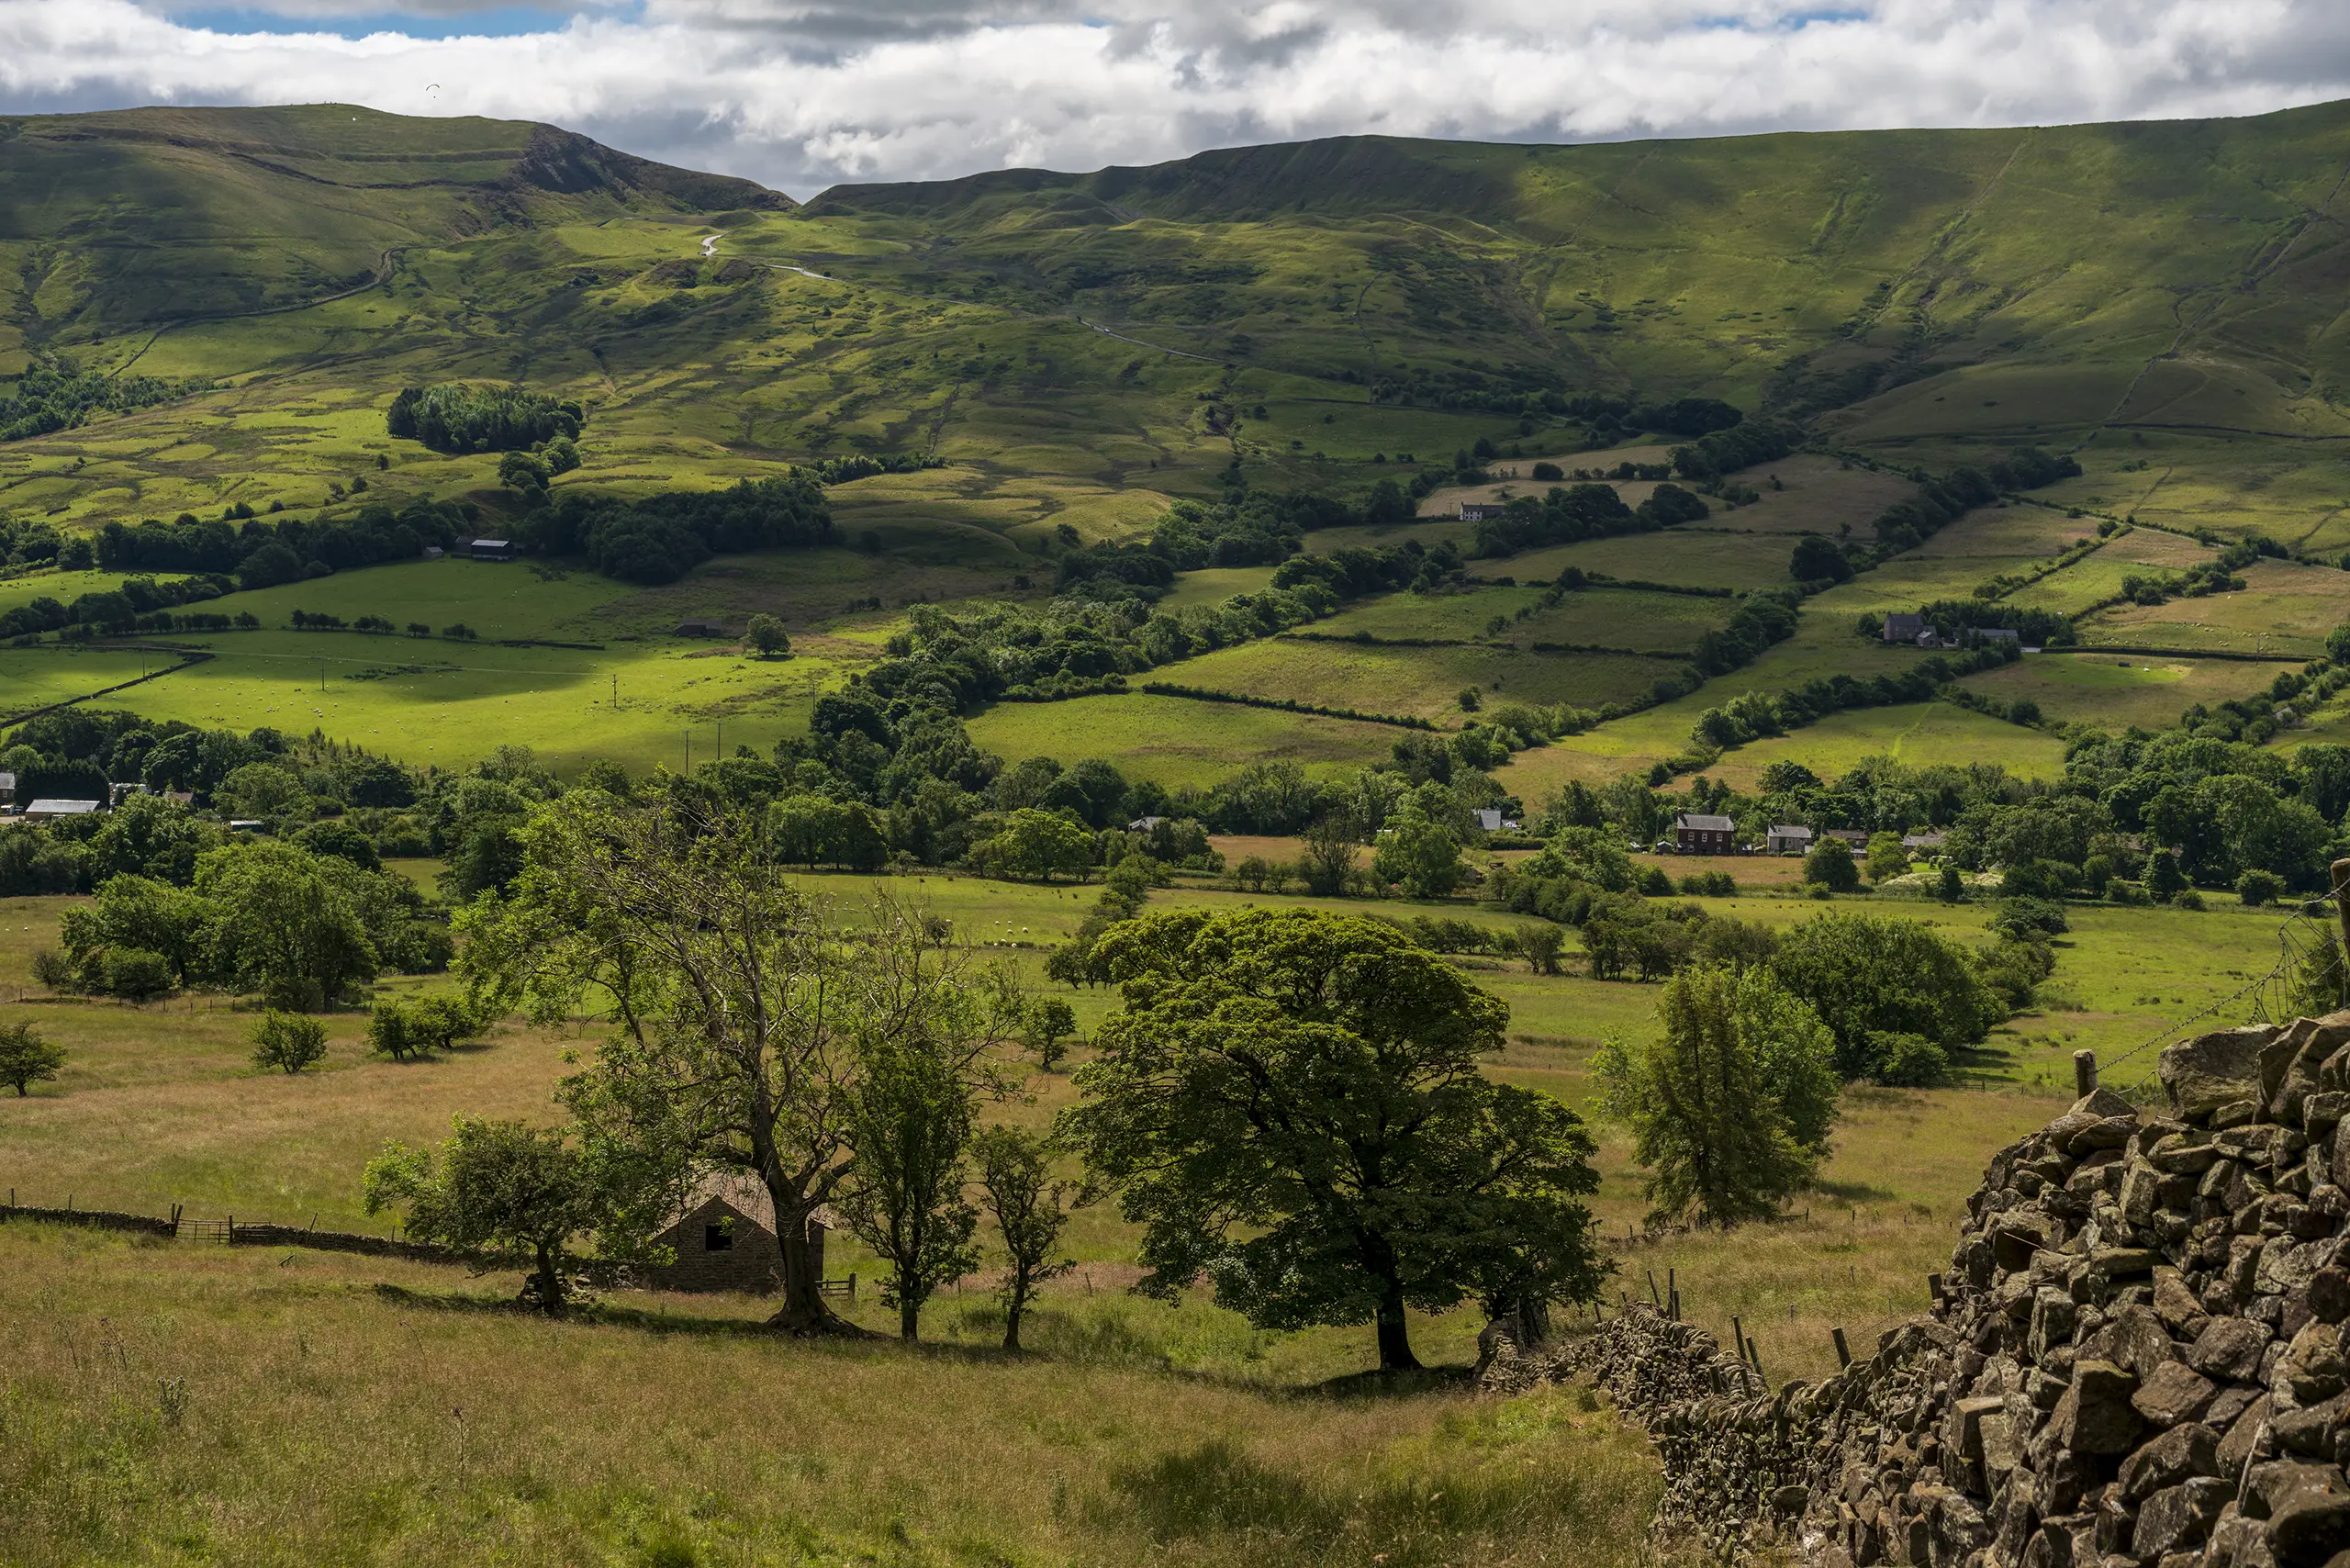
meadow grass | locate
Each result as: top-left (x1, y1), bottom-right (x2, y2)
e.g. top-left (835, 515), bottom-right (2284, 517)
top-left (0, 1223), bottom-right (1674, 1568)
top-left (1959, 650), bottom-right (2279, 731)
top-left (964, 694), bottom-right (1398, 786)
top-left (1172, 637), bottom-right (1678, 722)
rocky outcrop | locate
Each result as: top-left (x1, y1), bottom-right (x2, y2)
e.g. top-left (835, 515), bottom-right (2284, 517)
top-left (1494, 1012), bottom-right (2350, 1568)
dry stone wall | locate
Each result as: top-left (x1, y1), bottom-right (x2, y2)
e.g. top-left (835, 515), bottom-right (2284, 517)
top-left (1490, 1012), bottom-right (2350, 1568)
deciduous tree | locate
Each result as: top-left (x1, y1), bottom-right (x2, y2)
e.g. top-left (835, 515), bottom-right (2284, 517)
top-left (1064, 907), bottom-right (1604, 1372)
top-left (0, 1020), bottom-right (64, 1096)
top-left (974, 1126), bottom-right (1075, 1352)
top-left (364, 1116), bottom-right (659, 1316)
top-left (1595, 963), bottom-right (1839, 1226)
top-left (836, 1034), bottom-right (981, 1340)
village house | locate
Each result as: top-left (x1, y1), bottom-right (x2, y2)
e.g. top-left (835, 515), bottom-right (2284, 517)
top-left (1902, 830), bottom-right (1949, 852)
top-left (1882, 612), bottom-right (1926, 644)
top-left (1458, 502), bottom-right (1508, 522)
top-left (639, 1174), bottom-right (841, 1295)
top-left (1473, 809), bottom-right (1522, 834)
top-left (1822, 828), bottom-right (1870, 848)
top-left (1765, 823), bottom-right (1813, 855)
top-left (1672, 812), bottom-right (1736, 855)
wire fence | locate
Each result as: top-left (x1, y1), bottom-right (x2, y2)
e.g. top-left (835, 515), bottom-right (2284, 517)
top-left (2102, 893), bottom-right (2344, 1092)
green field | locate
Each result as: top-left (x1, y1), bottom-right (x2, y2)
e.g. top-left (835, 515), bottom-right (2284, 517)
top-left (1718, 700), bottom-right (2069, 787)
top-left (965, 693), bottom-right (1401, 785)
top-left (1175, 635), bottom-right (1679, 722)
top-left (1959, 649), bottom-right (2282, 730)
top-left (1312, 584), bottom-right (1732, 654)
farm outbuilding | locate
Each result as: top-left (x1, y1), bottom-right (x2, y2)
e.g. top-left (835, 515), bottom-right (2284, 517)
top-left (638, 1176), bottom-right (838, 1295)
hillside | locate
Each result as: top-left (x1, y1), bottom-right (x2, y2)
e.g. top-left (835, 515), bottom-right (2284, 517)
top-left (7, 101), bottom-right (2350, 785)
top-left (0, 105), bottom-right (788, 345)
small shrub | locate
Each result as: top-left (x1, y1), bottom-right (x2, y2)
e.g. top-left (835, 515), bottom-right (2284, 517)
top-left (2177, 890), bottom-right (2207, 912)
top-left (28, 948), bottom-right (73, 991)
top-left (252, 1011), bottom-right (329, 1074)
top-left (1871, 1031), bottom-right (1950, 1087)
top-left (2236, 869), bottom-right (2285, 908)
top-left (103, 948), bottom-right (174, 1003)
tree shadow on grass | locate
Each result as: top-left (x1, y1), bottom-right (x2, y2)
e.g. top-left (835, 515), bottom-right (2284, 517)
top-left (1807, 1179), bottom-right (1899, 1204)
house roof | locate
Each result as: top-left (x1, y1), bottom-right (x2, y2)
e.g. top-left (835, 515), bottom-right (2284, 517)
top-left (1128, 815), bottom-right (1167, 831)
top-left (24, 799), bottom-right (101, 815)
top-left (1768, 823), bottom-right (1813, 840)
top-left (471, 538), bottom-right (511, 550)
top-left (1884, 612), bottom-right (1925, 633)
top-left (1902, 831), bottom-right (1948, 848)
top-left (1975, 627), bottom-right (2020, 642)
top-left (663, 1171), bottom-right (838, 1238)
top-left (1674, 813), bottom-right (1735, 832)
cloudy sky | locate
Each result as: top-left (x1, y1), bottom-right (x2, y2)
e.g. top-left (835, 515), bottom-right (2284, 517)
top-left (6, 1), bottom-right (2348, 196)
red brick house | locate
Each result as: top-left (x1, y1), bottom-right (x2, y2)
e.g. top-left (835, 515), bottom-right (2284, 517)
top-left (1673, 812), bottom-right (1736, 854)
top-left (639, 1175), bottom-right (836, 1295)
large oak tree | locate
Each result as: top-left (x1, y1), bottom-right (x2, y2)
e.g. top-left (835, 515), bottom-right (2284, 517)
top-left (1063, 906), bottom-right (1604, 1371)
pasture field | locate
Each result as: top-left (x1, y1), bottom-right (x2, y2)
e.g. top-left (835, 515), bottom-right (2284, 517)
top-left (963, 693), bottom-right (1400, 785)
top-left (1958, 650), bottom-right (2281, 730)
top-left (50, 630), bottom-right (845, 776)
top-left (1497, 529), bottom-right (1802, 591)
top-left (1311, 584), bottom-right (1733, 655)
top-left (1716, 702), bottom-right (2068, 789)
top-left (0, 568), bottom-right (136, 615)
top-left (1171, 636), bottom-right (1680, 722)
top-left (2076, 557), bottom-right (2350, 657)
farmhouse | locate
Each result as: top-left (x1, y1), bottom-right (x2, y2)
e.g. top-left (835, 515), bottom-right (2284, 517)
top-left (1672, 812), bottom-right (1735, 854)
top-left (1765, 823), bottom-right (1813, 855)
top-left (1473, 809), bottom-right (1521, 833)
top-left (1882, 612), bottom-right (1926, 644)
top-left (639, 1175), bottom-right (838, 1295)
top-left (0, 772), bottom-right (13, 806)
top-left (1459, 502), bottom-right (1508, 521)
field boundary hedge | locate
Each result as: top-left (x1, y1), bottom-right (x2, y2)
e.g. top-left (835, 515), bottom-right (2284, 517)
top-left (1136, 681), bottom-right (1438, 730)
top-left (0, 646), bottom-right (212, 727)
top-left (2050, 643), bottom-right (2309, 664)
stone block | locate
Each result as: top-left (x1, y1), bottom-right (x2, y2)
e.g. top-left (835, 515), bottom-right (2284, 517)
top-left (2120, 1423), bottom-right (2221, 1501)
top-left (2216, 1394), bottom-right (2276, 1483)
top-left (2193, 1318), bottom-right (2277, 1383)
top-left (2133, 1361), bottom-right (2220, 1428)
top-left (2087, 1305), bottom-right (2181, 1381)
top-left (2051, 1361), bottom-right (2144, 1456)
top-left (2164, 1028), bottom-right (2277, 1122)
top-left (2128, 1477), bottom-right (2231, 1559)
top-left (2276, 1321), bottom-right (2345, 1406)
top-left (2272, 1392), bottom-right (2347, 1459)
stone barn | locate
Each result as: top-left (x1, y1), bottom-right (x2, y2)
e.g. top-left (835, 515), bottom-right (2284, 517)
top-left (640, 1176), bottom-right (835, 1294)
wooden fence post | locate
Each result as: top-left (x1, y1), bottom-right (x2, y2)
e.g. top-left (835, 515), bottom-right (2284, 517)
top-left (2073, 1049), bottom-right (2098, 1098)
top-left (1646, 1270), bottom-right (1662, 1307)
top-left (1831, 1327), bottom-right (1852, 1368)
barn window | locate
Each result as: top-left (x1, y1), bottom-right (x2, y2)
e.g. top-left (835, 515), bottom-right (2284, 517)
top-left (703, 1222), bottom-right (734, 1252)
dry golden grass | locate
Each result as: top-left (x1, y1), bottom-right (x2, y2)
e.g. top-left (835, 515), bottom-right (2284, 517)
top-left (0, 1224), bottom-right (1673, 1568)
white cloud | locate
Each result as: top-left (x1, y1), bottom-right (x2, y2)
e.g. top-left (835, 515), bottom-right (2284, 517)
top-left (14, 1), bottom-right (2350, 197)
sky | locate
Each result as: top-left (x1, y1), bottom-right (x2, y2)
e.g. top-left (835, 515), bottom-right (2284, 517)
top-left (6, 1), bottom-right (2350, 197)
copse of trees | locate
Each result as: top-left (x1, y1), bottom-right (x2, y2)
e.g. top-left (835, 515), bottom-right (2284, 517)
top-left (90, 498), bottom-right (474, 588)
top-left (522, 476), bottom-right (832, 585)
top-left (1468, 479), bottom-right (1711, 557)
top-left (0, 353), bottom-right (210, 443)
top-left (386, 383), bottom-right (584, 454)
top-left (461, 790), bottom-right (1024, 1334)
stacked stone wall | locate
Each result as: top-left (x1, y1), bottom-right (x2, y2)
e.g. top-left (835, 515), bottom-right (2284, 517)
top-left (1490, 1013), bottom-right (2350, 1568)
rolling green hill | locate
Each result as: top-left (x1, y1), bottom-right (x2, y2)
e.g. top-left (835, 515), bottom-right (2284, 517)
top-left (9, 100), bottom-right (2350, 778)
